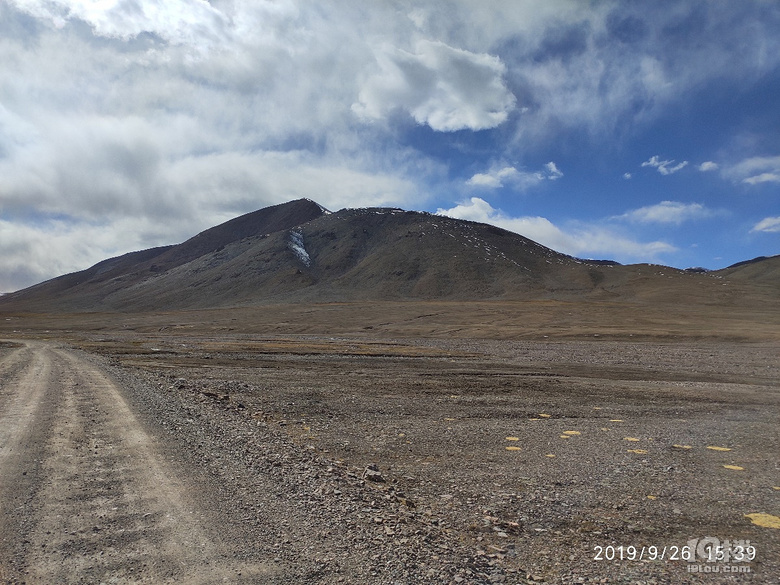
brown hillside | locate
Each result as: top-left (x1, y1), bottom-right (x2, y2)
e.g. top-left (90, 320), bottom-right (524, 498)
top-left (0, 200), bottom-right (777, 312)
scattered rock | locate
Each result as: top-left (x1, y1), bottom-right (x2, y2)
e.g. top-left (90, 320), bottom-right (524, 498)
top-left (363, 464), bottom-right (385, 483)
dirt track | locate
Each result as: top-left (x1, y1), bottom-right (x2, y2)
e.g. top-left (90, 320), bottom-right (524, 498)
top-left (0, 341), bottom-right (278, 584)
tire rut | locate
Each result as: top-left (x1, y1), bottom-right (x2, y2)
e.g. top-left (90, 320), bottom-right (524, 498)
top-left (0, 342), bottom-right (58, 583)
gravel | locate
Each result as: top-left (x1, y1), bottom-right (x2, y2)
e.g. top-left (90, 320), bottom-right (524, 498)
top-left (79, 335), bottom-right (779, 584)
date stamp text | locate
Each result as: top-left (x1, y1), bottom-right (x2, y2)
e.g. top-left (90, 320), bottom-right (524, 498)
top-left (593, 537), bottom-right (756, 574)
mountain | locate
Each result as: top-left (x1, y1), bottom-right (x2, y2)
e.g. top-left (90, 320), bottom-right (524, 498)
top-left (0, 199), bottom-right (777, 312)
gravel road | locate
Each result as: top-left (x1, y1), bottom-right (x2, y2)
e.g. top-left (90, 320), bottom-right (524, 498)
top-left (0, 341), bottom-right (280, 584)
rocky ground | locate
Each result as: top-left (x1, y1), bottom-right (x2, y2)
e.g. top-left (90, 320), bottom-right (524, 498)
top-left (67, 332), bottom-right (780, 584)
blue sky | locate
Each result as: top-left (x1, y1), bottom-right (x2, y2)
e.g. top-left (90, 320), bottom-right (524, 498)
top-left (1, 1), bottom-right (779, 291)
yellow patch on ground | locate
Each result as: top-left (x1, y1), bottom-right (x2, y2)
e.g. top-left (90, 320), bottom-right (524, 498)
top-left (562, 430), bottom-right (581, 436)
top-left (529, 418), bottom-right (540, 421)
top-left (647, 495), bottom-right (657, 500)
top-left (593, 407), bottom-right (602, 410)
top-left (627, 449), bottom-right (648, 454)
top-left (610, 419), bottom-right (624, 422)
top-left (672, 444), bottom-right (692, 449)
top-left (444, 417), bottom-right (456, 421)
top-left (624, 437), bottom-right (640, 442)
top-left (723, 465), bottom-right (744, 471)
top-left (505, 446), bottom-right (522, 451)
top-left (744, 513), bottom-right (780, 529)
top-left (398, 433), bottom-right (406, 437)
top-left (505, 436), bottom-right (520, 441)
top-left (559, 435), bottom-right (570, 439)
top-left (601, 427), bottom-right (610, 431)
top-left (707, 446), bottom-right (732, 451)
top-left (538, 413), bottom-right (552, 418)
top-left (545, 454), bottom-right (556, 458)
top-left (773, 486), bottom-right (780, 491)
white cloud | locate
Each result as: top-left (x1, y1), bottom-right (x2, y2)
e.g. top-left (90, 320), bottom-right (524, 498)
top-left (0, 128), bottom-right (419, 223)
top-left (615, 201), bottom-right (715, 225)
top-left (466, 167), bottom-right (519, 189)
top-left (544, 161), bottom-right (563, 180)
top-left (723, 155), bottom-right (780, 185)
top-left (743, 172), bottom-right (780, 185)
top-left (353, 40), bottom-right (516, 132)
top-left (623, 173), bottom-right (632, 180)
top-left (504, 4), bottom-right (780, 143)
top-left (466, 162), bottom-right (562, 190)
top-left (751, 217), bottom-right (780, 233)
top-left (641, 155), bottom-right (689, 175)
top-left (436, 197), bottom-right (676, 262)
top-left (698, 161), bottom-right (719, 172)
top-left (9, 0), bottom-right (235, 47)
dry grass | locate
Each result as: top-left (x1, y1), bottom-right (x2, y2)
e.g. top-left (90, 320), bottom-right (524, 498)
top-left (2, 298), bottom-right (778, 343)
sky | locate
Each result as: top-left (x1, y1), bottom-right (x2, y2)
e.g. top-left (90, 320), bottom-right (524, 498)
top-left (1, 0), bottom-right (779, 292)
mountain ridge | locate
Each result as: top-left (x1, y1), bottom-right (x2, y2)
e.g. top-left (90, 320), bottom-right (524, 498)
top-left (1, 199), bottom-right (776, 312)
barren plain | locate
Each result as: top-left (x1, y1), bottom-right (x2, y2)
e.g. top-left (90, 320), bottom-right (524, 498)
top-left (1, 301), bottom-right (778, 584)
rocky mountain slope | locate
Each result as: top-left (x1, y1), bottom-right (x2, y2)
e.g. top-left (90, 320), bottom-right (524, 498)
top-left (0, 199), bottom-right (776, 312)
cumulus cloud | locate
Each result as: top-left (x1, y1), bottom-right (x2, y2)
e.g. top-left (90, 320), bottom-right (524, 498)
top-left (698, 161), bottom-right (719, 172)
top-left (466, 162), bottom-right (562, 189)
top-left (466, 167), bottom-right (519, 189)
top-left (641, 155), bottom-right (689, 175)
top-left (12, 0), bottom-right (231, 46)
top-left (751, 217), bottom-right (780, 233)
top-left (614, 201), bottom-right (716, 225)
top-left (353, 40), bottom-right (516, 132)
top-left (436, 197), bottom-right (676, 262)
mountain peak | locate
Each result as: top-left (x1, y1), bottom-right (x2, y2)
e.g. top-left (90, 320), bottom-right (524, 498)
top-left (301, 198), bottom-right (331, 214)
top-left (148, 198), bottom-right (327, 269)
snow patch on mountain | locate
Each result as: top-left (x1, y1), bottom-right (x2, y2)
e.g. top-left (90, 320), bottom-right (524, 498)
top-left (288, 230), bottom-right (311, 267)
